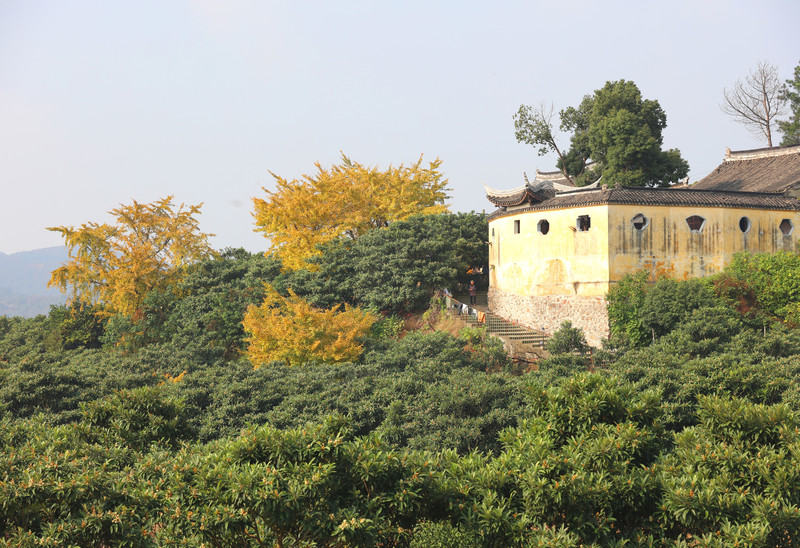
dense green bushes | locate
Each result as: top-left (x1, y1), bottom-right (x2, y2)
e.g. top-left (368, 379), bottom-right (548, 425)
top-left (6, 242), bottom-right (800, 545)
top-left (718, 250), bottom-right (800, 324)
top-left (4, 374), bottom-right (800, 546)
top-left (608, 251), bottom-right (800, 350)
top-left (606, 269), bottom-right (800, 430)
top-left (607, 273), bottom-right (718, 347)
top-left (102, 248), bottom-right (281, 357)
top-left (278, 212), bottom-right (489, 313)
top-left (0, 325), bottom-right (523, 453)
top-left (658, 396), bottom-right (800, 546)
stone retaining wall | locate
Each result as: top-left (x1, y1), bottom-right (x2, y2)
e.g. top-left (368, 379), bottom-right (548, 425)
top-left (488, 288), bottom-right (609, 347)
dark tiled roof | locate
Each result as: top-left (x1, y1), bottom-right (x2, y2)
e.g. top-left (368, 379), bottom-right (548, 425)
top-left (691, 145), bottom-right (800, 192)
top-left (487, 186), bottom-right (800, 221)
top-left (486, 165), bottom-right (599, 206)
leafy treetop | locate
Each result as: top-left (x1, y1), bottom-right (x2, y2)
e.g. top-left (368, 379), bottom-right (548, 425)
top-left (281, 212), bottom-right (488, 314)
top-left (242, 284), bottom-right (376, 367)
top-left (48, 196), bottom-right (216, 316)
top-left (253, 154), bottom-right (450, 270)
top-left (515, 80), bottom-right (689, 187)
top-left (779, 60), bottom-right (800, 146)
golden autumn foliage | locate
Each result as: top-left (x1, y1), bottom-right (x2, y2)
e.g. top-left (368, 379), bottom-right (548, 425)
top-left (48, 196), bottom-right (217, 316)
top-left (252, 154), bottom-right (450, 270)
top-left (242, 284), bottom-right (377, 367)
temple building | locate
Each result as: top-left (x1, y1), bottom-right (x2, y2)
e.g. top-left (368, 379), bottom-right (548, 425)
top-left (485, 144), bottom-right (800, 346)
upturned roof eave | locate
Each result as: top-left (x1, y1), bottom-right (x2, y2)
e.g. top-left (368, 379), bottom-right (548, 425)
top-left (484, 184), bottom-right (532, 207)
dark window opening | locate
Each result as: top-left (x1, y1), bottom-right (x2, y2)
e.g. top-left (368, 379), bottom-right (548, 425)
top-left (780, 219), bottom-right (794, 235)
top-left (513, 220), bottom-right (520, 234)
top-left (537, 219), bottom-right (550, 235)
top-left (632, 213), bottom-right (648, 230)
top-left (739, 217), bottom-right (751, 233)
top-left (491, 227), bottom-right (494, 237)
top-left (686, 215), bottom-right (705, 232)
top-left (577, 215), bottom-right (591, 232)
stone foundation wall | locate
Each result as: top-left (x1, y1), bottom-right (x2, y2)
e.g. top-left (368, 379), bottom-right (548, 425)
top-left (488, 288), bottom-right (610, 347)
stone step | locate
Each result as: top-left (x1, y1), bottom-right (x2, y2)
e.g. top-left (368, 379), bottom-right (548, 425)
top-left (445, 295), bottom-right (549, 352)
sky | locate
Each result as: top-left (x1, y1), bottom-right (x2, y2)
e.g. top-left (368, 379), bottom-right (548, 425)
top-left (1, 0), bottom-right (799, 255)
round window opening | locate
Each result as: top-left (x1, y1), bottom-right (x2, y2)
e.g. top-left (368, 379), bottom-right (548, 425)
top-left (537, 219), bottom-right (550, 235)
top-left (739, 217), bottom-right (751, 233)
top-left (631, 213), bottom-right (648, 231)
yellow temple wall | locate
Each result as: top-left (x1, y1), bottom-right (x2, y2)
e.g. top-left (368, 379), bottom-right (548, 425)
top-left (487, 204), bottom-right (611, 345)
top-left (487, 202), bottom-right (800, 346)
top-left (488, 204), bottom-right (611, 298)
top-left (608, 204), bottom-right (800, 281)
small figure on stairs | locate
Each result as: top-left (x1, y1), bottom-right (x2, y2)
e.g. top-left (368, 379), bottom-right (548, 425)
top-left (468, 280), bottom-right (477, 305)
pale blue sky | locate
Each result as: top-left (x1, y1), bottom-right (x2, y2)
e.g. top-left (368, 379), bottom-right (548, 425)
top-left (1, 0), bottom-right (798, 254)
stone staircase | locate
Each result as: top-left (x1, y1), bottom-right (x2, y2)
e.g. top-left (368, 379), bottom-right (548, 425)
top-left (446, 294), bottom-right (548, 361)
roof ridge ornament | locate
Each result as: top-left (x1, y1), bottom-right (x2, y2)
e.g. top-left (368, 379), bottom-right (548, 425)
top-left (724, 144), bottom-right (800, 162)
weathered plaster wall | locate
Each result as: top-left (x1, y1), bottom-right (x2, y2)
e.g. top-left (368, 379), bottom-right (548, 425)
top-left (487, 202), bottom-right (800, 347)
top-left (489, 204), bottom-right (611, 297)
top-left (608, 205), bottom-right (800, 281)
top-left (488, 288), bottom-right (609, 347)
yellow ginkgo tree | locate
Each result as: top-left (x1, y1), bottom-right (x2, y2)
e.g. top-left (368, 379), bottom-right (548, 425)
top-left (253, 154), bottom-right (450, 270)
top-left (242, 284), bottom-right (377, 367)
top-left (48, 196), bottom-right (217, 316)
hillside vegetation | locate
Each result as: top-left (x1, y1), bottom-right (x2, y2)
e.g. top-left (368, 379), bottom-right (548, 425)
top-left (4, 175), bottom-right (800, 545)
top-left (4, 227), bottom-right (800, 545)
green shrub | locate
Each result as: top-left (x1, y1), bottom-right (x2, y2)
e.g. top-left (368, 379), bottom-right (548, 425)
top-left (717, 250), bottom-right (800, 322)
top-left (370, 314), bottom-right (404, 340)
top-left (608, 272), bottom-right (722, 347)
top-left (410, 521), bottom-right (481, 548)
top-left (0, 418), bottom-right (152, 546)
top-left (298, 212), bottom-right (489, 314)
top-left (152, 416), bottom-right (441, 547)
top-left (47, 302), bottom-right (106, 350)
top-left (659, 396), bottom-right (800, 545)
top-left (607, 270), bottom-right (650, 346)
top-left (545, 320), bottom-right (589, 355)
top-left (80, 384), bottom-right (193, 450)
top-left (640, 277), bottom-right (718, 340)
top-left (536, 353), bottom-right (591, 376)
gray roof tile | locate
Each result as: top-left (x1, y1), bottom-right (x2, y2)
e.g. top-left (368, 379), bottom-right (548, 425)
top-left (488, 186), bottom-right (800, 221)
top-left (690, 145), bottom-right (800, 192)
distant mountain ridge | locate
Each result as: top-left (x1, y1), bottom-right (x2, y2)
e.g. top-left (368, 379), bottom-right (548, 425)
top-left (0, 246), bottom-right (69, 317)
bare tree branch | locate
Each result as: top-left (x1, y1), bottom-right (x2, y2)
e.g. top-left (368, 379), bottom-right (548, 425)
top-left (721, 60), bottom-right (788, 147)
